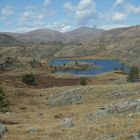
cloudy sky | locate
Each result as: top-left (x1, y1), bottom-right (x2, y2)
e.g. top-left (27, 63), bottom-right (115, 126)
top-left (0, 0), bottom-right (140, 32)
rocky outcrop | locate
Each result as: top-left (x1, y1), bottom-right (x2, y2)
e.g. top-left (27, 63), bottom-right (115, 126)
top-left (88, 108), bottom-right (109, 121)
top-left (111, 100), bottom-right (140, 113)
top-left (60, 118), bottom-right (75, 128)
top-left (48, 88), bottom-right (86, 106)
top-left (88, 99), bottom-right (140, 121)
top-left (131, 131), bottom-right (140, 140)
top-left (0, 124), bottom-right (7, 138)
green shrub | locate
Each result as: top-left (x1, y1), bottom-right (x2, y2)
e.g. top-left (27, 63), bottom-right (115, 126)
top-left (0, 87), bottom-right (8, 111)
top-left (80, 79), bottom-right (87, 86)
top-left (127, 66), bottom-right (139, 82)
top-left (22, 73), bottom-right (36, 85)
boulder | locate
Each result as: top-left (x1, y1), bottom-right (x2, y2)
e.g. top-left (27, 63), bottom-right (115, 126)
top-left (60, 118), bottom-right (75, 128)
top-left (112, 100), bottom-right (140, 113)
top-left (132, 132), bottom-right (140, 140)
top-left (0, 124), bottom-right (7, 138)
top-left (48, 88), bottom-right (86, 106)
top-left (88, 108), bottom-right (110, 121)
top-left (28, 128), bottom-right (38, 134)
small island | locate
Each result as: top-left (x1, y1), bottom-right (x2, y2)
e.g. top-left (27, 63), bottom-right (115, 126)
top-left (52, 61), bottom-right (101, 71)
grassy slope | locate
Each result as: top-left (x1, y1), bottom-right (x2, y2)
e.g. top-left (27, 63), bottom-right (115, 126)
top-left (0, 82), bottom-right (140, 140)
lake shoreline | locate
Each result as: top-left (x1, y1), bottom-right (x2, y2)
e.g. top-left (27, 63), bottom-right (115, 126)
top-left (50, 59), bottom-right (129, 76)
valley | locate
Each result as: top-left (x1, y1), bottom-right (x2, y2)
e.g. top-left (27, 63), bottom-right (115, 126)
top-left (0, 25), bottom-right (140, 140)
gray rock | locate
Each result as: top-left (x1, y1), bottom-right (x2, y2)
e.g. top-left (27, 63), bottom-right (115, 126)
top-left (48, 88), bottom-right (86, 106)
top-left (60, 118), bottom-right (75, 128)
top-left (5, 112), bottom-right (11, 115)
top-left (88, 108), bottom-right (110, 121)
top-left (107, 91), bottom-right (139, 99)
top-left (87, 100), bottom-right (140, 121)
top-left (132, 132), bottom-right (140, 140)
top-left (112, 100), bottom-right (140, 113)
top-left (136, 105), bottom-right (140, 112)
top-left (28, 128), bottom-right (38, 134)
top-left (0, 124), bottom-right (7, 138)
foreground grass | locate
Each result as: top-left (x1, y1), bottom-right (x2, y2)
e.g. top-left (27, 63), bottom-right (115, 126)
top-left (0, 82), bottom-right (139, 140)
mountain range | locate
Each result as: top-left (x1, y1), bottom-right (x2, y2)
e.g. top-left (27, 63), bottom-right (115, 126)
top-left (0, 25), bottom-right (140, 67)
top-left (1, 27), bottom-right (103, 44)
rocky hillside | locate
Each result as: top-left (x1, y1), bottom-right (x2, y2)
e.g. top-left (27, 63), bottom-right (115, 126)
top-left (55, 25), bottom-right (140, 66)
top-left (0, 25), bottom-right (140, 67)
top-left (1, 82), bottom-right (140, 140)
top-left (64, 27), bottom-right (103, 42)
top-left (7, 29), bottom-right (67, 43)
top-left (0, 34), bottom-right (21, 46)
top-left (5, 27), bottom-right (103, 44)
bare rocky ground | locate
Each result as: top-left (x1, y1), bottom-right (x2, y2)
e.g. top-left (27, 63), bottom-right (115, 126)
top-left (0, 81), bottom-right (140, 140)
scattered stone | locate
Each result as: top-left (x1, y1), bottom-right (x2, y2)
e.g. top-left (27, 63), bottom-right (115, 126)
top-left (5, 112), bottom-right (11, 115)
top-left (0, 124), bottom-right (7, 138)
top-left (112, 100), bottom-right (140, 113)
top-left (28, 128), bottom-right (38, 134)
top-left (87, 100), bottom-right (140, 121)
top-left (60, 118), bottom-right (75, 128)
top-left (37, 112), bottom-right (44, 118)
top-left (132, 131), bottom-right (140, 140)
top-left (107, 91), bottom-right (139, 99)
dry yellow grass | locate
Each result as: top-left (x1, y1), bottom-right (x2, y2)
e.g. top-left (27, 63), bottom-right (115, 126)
top-left (0, 82), bottom-right (139, 140)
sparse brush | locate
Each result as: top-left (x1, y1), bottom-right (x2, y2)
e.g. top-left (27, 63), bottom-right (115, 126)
top-left (22, 73), bottom-right (36, 85)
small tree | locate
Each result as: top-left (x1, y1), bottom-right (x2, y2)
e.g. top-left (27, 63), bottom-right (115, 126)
top-left (120, 65), bottom-right (124, 71)
top-left (80, 79), bottom-right (87, 86)
top-left (22, 73), bottom-right (36, 85)
top-left (75, 61), bottom-right (78, 65)
top-left (127, 66), bottom-right (139, 82)
top-left (0, 87), bottom-right (8, 111)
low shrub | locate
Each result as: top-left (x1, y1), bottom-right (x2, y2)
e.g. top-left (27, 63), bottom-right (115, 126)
top-left (22, 73), bottom-right (36, 85)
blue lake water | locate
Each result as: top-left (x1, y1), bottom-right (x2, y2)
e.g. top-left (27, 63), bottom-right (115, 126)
top-left (50, 59), bottom-right (129, 76)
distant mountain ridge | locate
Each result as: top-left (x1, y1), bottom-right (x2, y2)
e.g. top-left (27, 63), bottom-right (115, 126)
top-left (0, 25), bottom-right (140, 67)
top-left (4, 27), bottom-right (104, 43)
top-left (0, 33), bottom-right (21, 46)
top-left (64, 27), bottom-right (103, 42)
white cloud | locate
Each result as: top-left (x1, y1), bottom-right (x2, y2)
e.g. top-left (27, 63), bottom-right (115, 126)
top-left (111, 12), bottom-right (128, 21)
top-left (125, 4), bottom-right (140, 14)
top-left (44, 0), bottom-right (51, 7)
top-left (19, 9), bottom-right (54, 30)
top-left (112, 0), bottom-right (140, 14)
top-left (64, 0), bottom-right (96, 25)
top-left (25, 5), bottom-right (38, 10)
top-left (20, 9), bottom-right (54, 23)
top-left (21, 11), bottom-right (35, 21)
top-left (64, 2), bottom-right (76, 12)
top-left (47, 21), bottom-right (72, 32)
top-left (1, 5), bottom-right (14, 16)
top-left (100, 11), bottom-right (128, 22)
top-left (76, 0), bottom-right (96, 25)
top-left (113, 0), bottom-right (124, 8)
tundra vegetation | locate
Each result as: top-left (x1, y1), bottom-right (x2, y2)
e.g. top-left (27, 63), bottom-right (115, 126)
top-left (0, 25), bottom-right (140, 140)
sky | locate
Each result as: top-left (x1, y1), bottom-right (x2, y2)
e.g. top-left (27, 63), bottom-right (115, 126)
top-left (0, 0), bottom-right (140, 32)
